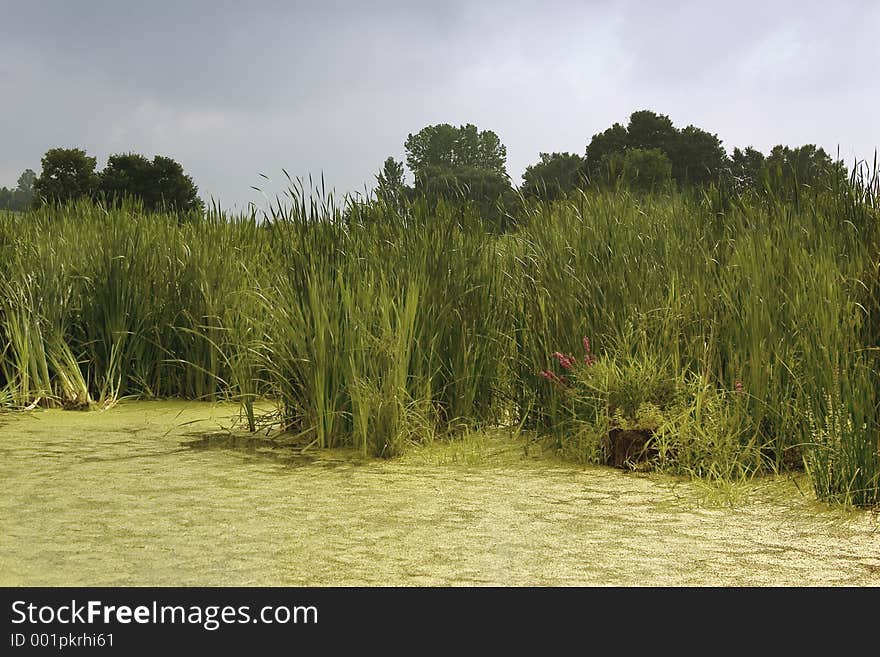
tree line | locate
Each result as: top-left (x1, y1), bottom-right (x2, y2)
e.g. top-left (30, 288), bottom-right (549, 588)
top-left (2, 108), bottom-right (850, 216)
top-left (1, 148), bottom-right (203, 213)
top-left (0, 169), bottom-right (37, 212)
top-left (375, 109), bottom-right (848, 214)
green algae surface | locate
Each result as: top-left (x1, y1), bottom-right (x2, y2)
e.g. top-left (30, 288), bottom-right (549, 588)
top-left (1, 401), bottom-right (879, 586)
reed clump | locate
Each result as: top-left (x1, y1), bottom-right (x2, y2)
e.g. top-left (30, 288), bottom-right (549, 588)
top-left (1, 166), bottom-right (878, 506)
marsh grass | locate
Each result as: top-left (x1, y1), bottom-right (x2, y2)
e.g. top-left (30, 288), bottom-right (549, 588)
top-left (1, 169), bottom-right (879, 504)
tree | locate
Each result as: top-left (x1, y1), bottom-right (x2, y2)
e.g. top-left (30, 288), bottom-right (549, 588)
top-left (33, 148), bottom-right (99, 205)
top-left (16, 169), bottom-right (36, 198)
top-left (730, 147), bottom-right (766, 193)
top-left (461, 166), bottom-right (518, 230)
top-left (401, 122), bottom-right (513, 226)
top-left (585, 110), bottom-right (730, 189)
top-left (585, 122), bottom-right (629, 180)
top-left (144, 155), bottom-right (203, 213)
top-left (603, 148), bottom-right (673, 192)
top-left (626, 110), bottom-right (678, 154)
top-left (670, 125), bottom-right (728, 187)
top-left (404, 123), bottom-right (508, 188)
top-left (100, 153), bottom-right (154, 205)
top-left (375, 156), bottom-right (407, 204)
top-left (762, 144), bottom-right (846, 193)
top-left (521, 152), bottom-right (586, 201)
top-left (0, 169), bottom-right (37, 211)
top-left (416, 163), bottom-right (513, 209)
top-left (99, 153), bottom-right (203, 213)
top-left (439, 165), bottom-right (514, 212)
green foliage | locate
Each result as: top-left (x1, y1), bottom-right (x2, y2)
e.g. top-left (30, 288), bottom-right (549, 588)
top-left (583, 109), bottom-right (853, 200)
top-left (391, 123), bottom-right (515, 227)
top-left (33, 148), bottom-right (99, 205)
top-left (511, 173), bottom-right (879, 504)
top-left (147, 155), bottom-right (203, 213)
top-left (419, 165), bottom-right (514, 225)
top-left (671, 125), bottom-right (728, 187)
top-left (584, 122), bottom-right (629, 179)
top-left (762, 144), bottom-right (847, 198)
top-left (539, 339), bottom-right (762, 478)
top-left (404, 123), bottom-right (507, 183)
top-left (100, 153), bottom-right (154, 205)
top-left (30, 148), bottom-right (203, 213)
top-left (0, 169), bottom-right (36, 211)
top-left (730, 147), bottom-right (766, 194)
top-left (654, 381), bottom-right (761, 480)
top-left (802, 359), bottom-right (880, 507)
top-left (17, 169), bottom-right (37, 195)
top-left (625, 110), bottom-right (678, 153)
top-left (2, 170), bottom-right (878, 506)
top-left (603, 148), bottom-right (673, 191)
top-left (585, 110), bottom-right (725, 189)
top-left (374, 156), bottom-right (407, 206)
top-left (100, 153), bottom-right (203, 213)
top-left (521, 152), bottom-right (586, 201)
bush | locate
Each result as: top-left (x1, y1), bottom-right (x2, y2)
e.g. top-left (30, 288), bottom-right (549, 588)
top-left (540, 337), bottom-right (762, 477)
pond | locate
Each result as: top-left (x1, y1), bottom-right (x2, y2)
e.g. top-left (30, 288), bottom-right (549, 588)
top-left (2, 401), bottom-right (878, 586)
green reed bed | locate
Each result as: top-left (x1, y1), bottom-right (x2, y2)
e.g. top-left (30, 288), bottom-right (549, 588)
top-left (0, 173), bottom-right (878, 506)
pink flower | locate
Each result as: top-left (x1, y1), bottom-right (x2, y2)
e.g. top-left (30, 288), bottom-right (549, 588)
top-left (582, 336), bottom-right (591, 354)
top-left (734, 380), bottom-right (744, 394)
top-left (539, 370), bottom-right (566, 387)
top-left (552, 352), bottom-right (574, 369)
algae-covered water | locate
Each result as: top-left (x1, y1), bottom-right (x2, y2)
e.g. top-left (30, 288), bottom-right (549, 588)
top-left (1, 401), bottom-right (878, 586)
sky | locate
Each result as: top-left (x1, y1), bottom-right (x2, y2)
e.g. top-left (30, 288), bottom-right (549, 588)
top-left (1, 0), bottom-right (878, 210)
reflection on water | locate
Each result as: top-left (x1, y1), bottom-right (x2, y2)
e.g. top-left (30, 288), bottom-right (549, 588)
top-left (1, 401), bottom-right (879, 586)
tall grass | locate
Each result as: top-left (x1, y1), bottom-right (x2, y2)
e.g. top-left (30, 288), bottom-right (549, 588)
top-left (1, 168), bottom-right (878, 506)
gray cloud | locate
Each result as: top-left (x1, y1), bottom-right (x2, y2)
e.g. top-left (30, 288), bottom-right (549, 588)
top-left (1, 0), bottom-right (877, 209)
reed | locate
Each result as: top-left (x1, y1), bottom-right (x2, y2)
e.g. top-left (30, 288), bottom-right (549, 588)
top-left (1, 169), bottom-right (877, 504)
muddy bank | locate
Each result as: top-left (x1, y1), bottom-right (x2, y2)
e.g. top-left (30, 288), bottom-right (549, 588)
top-left (1, 401), bottom-right (878, 586)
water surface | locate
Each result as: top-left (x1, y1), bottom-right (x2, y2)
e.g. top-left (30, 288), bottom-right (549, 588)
top-left (2, 401), bottom-right (878, 586)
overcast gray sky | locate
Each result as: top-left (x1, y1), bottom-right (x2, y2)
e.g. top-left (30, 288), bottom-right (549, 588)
top-left (1, 0), bottom-right (878, 209)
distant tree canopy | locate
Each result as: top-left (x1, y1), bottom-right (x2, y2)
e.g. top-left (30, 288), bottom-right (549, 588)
top-left (521, 152), bottom-right (586, 202)
top-left (730, 146), bottom-right (766, 194)
top-left (0, 168), bottom-right (37, 211)
top-left (404, 123), bottom-right (507, 185)
top-left (728, 144), bottom-right (846, 197)
top-left (586, 110), bottom-right (727, 188)
top-left (33, 148), bottom-right (100, 205)
top-left (581, 109), bottom-right (848, 198)
top-left (364, 112), bottom-right (852, 223)
top-left (374, 156), bottom-right (407, 205)
top-left (101, 153), bottom-right (203, 213)
top-left (670, 125), bottom-right (728, 187)
top-left (762, 144), bottom-right (847, 193)
top-left (604, 148), bottom-right (673, 192)
top-left (100, 153), bottom-right (154, 205)
top-left (400, 123), bottom-right (514, 221)
top-left (30, 147), bottom-right (203, 212)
